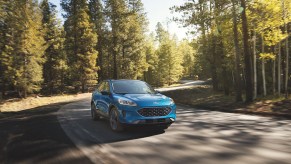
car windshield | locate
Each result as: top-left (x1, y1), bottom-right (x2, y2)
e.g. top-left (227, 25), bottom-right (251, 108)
top-left (112, 81), bottom-right (156, 94)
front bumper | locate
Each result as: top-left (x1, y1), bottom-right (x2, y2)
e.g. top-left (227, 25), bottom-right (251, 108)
top-left (116, 104), bottom-right (176, 125)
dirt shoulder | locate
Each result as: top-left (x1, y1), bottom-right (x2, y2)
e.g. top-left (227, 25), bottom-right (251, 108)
top-left (162, 85), bottom-right (291, 118)
top-left (0, 93), bottom-right (91, 113)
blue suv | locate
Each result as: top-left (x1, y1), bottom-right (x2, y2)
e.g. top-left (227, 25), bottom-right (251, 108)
top-left (91, 79), bottom-right (176, 131)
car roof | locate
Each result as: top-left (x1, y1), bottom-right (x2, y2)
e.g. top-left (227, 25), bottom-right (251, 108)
top-left (108, 79), bottom-right (143, 82)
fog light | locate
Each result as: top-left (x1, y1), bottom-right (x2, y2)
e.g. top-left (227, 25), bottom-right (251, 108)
top-left (170, 118), bottom-right (175, 122)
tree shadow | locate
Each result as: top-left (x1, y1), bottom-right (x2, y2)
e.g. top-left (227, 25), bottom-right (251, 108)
top-left (0, 101), bottom-right (94, 164)
top-left (95, 107), bottom-right (291, 163)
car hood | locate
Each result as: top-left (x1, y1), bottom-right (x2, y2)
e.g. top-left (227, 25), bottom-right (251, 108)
top-left (117, 93), bottom-right (172, 106)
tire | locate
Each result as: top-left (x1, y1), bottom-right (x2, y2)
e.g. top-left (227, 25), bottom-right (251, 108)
top-left (109, 107), bottom-right (124, 132)
top-left (91, 102), bottom-right (100, 121)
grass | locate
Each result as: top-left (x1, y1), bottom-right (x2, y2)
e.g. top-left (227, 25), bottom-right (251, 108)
top-left (0, 93), bottom-right (91, 113)
top-left (162, 85), bottom-right (291, 117)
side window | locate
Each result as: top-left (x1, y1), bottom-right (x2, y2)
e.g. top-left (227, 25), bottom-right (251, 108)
top-left (97, 81), bottom-right (110, 93)
top-left (103, 82), bottom-right (110, 92)
top-left (97, 82), bottom-right (104, 92)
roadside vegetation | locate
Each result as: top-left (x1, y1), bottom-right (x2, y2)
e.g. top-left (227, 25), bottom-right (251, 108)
top-left (163, 83), bottom-right (291, 117)
top-left (0, 93), bottom-right (90, 113)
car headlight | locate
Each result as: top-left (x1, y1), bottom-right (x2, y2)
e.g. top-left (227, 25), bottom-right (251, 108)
top-left (118, 99), bottom-right (137, 106)
top-left (170, 98), bottom-right (175, 105)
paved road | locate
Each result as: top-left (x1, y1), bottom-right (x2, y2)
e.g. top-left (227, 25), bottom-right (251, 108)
top-left (0, 102), bottom-right (92, 164)
top-left (156, 80), bottom-right (205, 92)
top-left (58, 98), bottom-right (291, 164)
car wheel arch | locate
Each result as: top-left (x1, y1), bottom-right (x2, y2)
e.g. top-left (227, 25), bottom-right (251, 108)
top-left (109, 104), bottom-right (118, 114)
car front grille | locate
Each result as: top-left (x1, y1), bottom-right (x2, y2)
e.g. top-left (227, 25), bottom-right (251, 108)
top-left (138, 107), bottom-right (171, 117)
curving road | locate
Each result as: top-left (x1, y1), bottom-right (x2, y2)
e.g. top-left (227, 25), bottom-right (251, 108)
top-left (58, 97), bottom-right (291, 164)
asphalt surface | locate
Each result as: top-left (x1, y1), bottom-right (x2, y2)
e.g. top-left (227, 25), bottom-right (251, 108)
top-left (58, 98), bottom-right (291, 164)
top-left (0, 102), bottom-right (92, 164)
top-left (156, 80), bottom-right (205, 92)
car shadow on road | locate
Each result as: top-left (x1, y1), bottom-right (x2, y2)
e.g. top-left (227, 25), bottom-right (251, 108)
top-left (57, 105), bottom-right (166, 144)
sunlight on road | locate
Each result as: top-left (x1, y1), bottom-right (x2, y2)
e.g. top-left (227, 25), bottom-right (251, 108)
top-left (156, 80), bottom-right (205, 92)
top-left (58, 98), bottom-right (291, 164)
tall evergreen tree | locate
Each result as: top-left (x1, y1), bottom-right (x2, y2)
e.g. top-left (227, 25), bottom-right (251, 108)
top-left (143, 33), bottom-right (158, 85)
top-left (0, 0), bottom-right (11, 98)
top-left (62, 0), bottom-right (98, 92)
top-left (89, 0), bottom-right (105, 81)
top-left (17, 0), bottom-right (45, 97)
top-left (41, 0), bottom-right (67, 95)
top-left (2, 0), bottom-right (45, 98)
top-left (119, 0), bottom-right (148, 79)
top-left (179, 40), bottom-right (195, 78)
top-left (104, 0), bottom-right (128, 79)
top-left (155, 23), bottom-right (183, 86)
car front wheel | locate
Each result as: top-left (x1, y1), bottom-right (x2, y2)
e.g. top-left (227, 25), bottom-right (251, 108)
top-left (91, 102), bottom-right (100, 121)
top-left (109, 108), bottom-right (124, 132)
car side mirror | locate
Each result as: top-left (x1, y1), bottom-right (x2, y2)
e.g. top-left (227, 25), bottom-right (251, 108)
top-left (101, 91), bottom-right (110, 95)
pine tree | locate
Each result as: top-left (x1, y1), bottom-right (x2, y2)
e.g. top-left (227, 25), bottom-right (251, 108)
top-left (4, 0), bottom-right (46, 98)
top-left (144, 33), bottom-right (158, 85)
top-left (179, 40), bottom-right (195, 78)
top-left (119, 0), bottom-right (148, 79)
top-left (0, 0), bottom-right (13, 98)
top-left (89, 0), bottom-right (105, 81)
top-left (104, 0), bottom-right (128, 79)
top-left (62, 0), bottom-right (98, 92)
top-left (155, 23), bottom-right (183, 86)
top-left (41, 0), bottom-right (67, 95)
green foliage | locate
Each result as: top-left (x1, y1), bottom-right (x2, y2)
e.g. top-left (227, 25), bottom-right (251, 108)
top-left (104, 0), bottom-right (148, 80)
top-left (171, 0), bottom-right (291, 99)
top-left (249, 0), bottom-right (290, 46)
top-left (41, 0), bottom-right (67, 94)
top-left (0, 0), bottom-right (45, 97)
top-left (259, 53), bottom-right (276, 60)
top-left (154, 23), bottom-right (183, 86)
top-left (62, 0), bottom-right (98, 92)
top-left (179, 40), bottom-right (196, 77)
top-left (89, 0), bottom-right (105, 81)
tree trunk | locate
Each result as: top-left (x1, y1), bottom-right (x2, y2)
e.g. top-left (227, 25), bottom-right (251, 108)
top-left (253, 31), bottom-right (257, 99)
top-left (278, 42), bottom-right (281, 96)
top-left (113, 36), bottom-right (118, 79)
top-left (211, 65), bottom-right (219, 91)
top-left (24, 89), bottom-right (27, 99)
top-left (81, 83), bottom-right (85, 93)
top-left (285, 34), bottom-right (289, 98)
top-left (240, 0), bottom-right (253, 102)
top-left (97, 41), bottom-right (103, 81)
top-left (261, 35), bottom-right (267, 96)
top-left (262, 59), bottom-right (266, 96)
top-left (282, 0), bottom-right (289, 98)
top-left (1, 81), bottom-right (5, 100)
top-left (273, 58), bottom-right (276, 95)
top-left (232, 0), bottom-right (243, 101)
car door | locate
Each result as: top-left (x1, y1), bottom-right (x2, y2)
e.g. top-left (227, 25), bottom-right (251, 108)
top-left (98, 81), bottom-right (112, 116)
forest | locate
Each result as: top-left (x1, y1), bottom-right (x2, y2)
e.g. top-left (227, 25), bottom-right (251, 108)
top-left (0, 0), bottom-right (290, 103)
